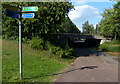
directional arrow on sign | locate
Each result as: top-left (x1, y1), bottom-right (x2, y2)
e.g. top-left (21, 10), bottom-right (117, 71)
top-left (22, 13), bottom-right (35, 18)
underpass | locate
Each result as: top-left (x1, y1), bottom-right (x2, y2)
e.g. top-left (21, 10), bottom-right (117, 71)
top-left (54, 48), bottom-right (118, 82)
top-left (53, 34), bottom-right (118, 82)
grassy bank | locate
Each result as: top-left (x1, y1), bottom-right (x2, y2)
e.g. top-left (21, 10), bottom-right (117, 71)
top-left (99, 40), bottom-right (120, 52)
top-left (99, 40), bottom-right (120, 61)
top-left (2, 39), bottom-right (73, 82)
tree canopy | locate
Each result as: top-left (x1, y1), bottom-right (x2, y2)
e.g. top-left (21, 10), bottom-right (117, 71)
top-left (82, 21), bottom-right (94, 35)
top-left (2, 2), bottom-right (80, 40)
top-left (99, 2), bottom-right (120, 40)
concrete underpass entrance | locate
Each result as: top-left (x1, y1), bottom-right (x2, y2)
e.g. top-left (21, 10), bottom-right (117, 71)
top-left (50, 34), bottom-right (101, 49)
top-left (69, 39), bottom-right (101, 48)
top-left (68, 35), bottom-right (101, 48)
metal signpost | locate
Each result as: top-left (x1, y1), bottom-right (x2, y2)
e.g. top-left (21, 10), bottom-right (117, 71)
top-left (3, 4), bottom-right (38, 79)
top-left (18, 7), bottom-right (22, 79)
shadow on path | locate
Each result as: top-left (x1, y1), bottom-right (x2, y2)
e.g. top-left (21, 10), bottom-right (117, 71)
top-left (23, 66), bottom-right (98, 79)
top-left (73, 48), bottom-right (102, 57)
top-left (45, 66), bottom-right (98, 76)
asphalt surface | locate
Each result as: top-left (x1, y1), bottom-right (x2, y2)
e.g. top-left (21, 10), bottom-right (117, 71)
top-left (54, 48), bottom-right (118, 82)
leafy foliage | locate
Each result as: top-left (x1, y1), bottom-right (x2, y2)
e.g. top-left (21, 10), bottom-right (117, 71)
top-left (2, 2), bottom-right (78, 58)
top-left (29, 37), bottom-right (74, 58)
top-left (99, 2), bottom-right (120, 40)
top-left (2, 2), bottom-right (74, 39)
top-left (2, 2), bottom-right (80, 49)
top-left (61, 17), bottom-right (81, 33)
top-left (30, 37), bottom-right (44, 50)
top-left (82, 21), bottom-right (94, 35)
top-left (99, 40), bottom-right (120, 52)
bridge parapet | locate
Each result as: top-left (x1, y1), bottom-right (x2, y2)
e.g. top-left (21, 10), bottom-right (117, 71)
top-left (94, 35), bottom-right (112, 44)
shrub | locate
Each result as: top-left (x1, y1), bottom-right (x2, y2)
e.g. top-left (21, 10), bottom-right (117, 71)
top-left (29, 37), bottom-right (74, 58)
top-left (62, 46), bottom-right (74, 58)
top-left (2, 35), bottom-right (19, 41)
top-left (99, 40), bottom-right (120, 52)
top-left (45, 42), bottom-right (64, 57)
top-left (2, 35), bottom-right (9, 40)
top-left (22, 37), bottom-right (30, 43)
top-left (105, 40), bottom-right (120, 44)
top-left (29, 37), bottom-right (44, 50)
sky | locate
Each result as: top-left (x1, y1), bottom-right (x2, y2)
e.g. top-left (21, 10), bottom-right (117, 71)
top-left (68, 0), bottom-right (117, 32)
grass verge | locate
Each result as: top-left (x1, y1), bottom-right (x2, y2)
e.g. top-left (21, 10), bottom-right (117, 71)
top-left (99, 40), bottom-right (120, 52)
top-left (99, 40), bottom-right (120, 61)
top-left (2, 39), bottom-right (74, 82)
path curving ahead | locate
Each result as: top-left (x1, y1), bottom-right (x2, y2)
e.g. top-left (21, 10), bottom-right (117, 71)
top-left (54, 48), bottom-right (118, 82)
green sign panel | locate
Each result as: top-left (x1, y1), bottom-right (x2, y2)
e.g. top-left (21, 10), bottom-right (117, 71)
top-left (22, 6), bottom-right (38, 12)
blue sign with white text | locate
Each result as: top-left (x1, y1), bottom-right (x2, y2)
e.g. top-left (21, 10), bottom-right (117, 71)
top-left (5, 9), bottom-right (19, 18)
top-left (22, 13), bottom-right (35, 18)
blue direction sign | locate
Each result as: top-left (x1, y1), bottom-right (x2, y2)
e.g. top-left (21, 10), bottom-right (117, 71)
top-left (5, 9), bottom-right (19, 18)
top-left (22, 13), bottom-right (35, 18)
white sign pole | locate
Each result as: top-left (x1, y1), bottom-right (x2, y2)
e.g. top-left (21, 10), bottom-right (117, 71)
top-left (19, 6), bottom-right (22, 79)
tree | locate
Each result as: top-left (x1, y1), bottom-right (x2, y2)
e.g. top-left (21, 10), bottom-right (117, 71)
top-left (113, 2), bottom-right (120, 40)
top-left (82, 21), bottom-right (94, 34)
top-left (61, 17), bottom-right (81, 33)
top-left (2, 2), bottom-right (74, 40)
top-left (90, 24), bottom-right (94, 34)
top-left (99, 8), bottom-right (115, 39)
top-left (99, 2), bottom-right (120, 40)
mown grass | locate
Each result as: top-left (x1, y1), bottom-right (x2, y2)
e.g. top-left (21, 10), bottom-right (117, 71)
top-left (2, 38), bottom-right (74, 82)
top-left (99, 40), bottom-right (120, 62)
top-left (99, 40), bottom-right (120, 52)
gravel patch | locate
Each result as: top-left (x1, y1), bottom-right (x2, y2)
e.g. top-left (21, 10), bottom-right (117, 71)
top-left (88, 48), bottom-right (119, 68)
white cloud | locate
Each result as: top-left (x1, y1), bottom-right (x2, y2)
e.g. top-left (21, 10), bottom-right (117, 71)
top-left (68, 5), bottom-right (100, 21)
top-left (68, 5), bottom-right (101, 31)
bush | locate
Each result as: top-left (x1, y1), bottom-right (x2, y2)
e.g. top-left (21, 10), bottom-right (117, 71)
top-left (42, 41), bottom-right (74, 58)
top-left (105, 40), bottom-right (120, 44)
top-left (45, 42), bottom-right (64, 57)
top-left (22, 37), bottom-right (30, 43)
top-left (62, 46), bottom-right (74, 58)
top-left (29, 37), bottom-right (44, 50)
top-left (99, 40), bottom-right (120, 52)
top-left (29, 37), bottom-right (74, 58)
top-left (2, 35), bottom-right (19, 41)
top-left (2, 35), bottom-right (9, 40)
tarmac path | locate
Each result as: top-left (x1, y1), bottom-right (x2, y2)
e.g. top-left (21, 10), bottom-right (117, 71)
top-left (54, 48), bottom-right (118, 82)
